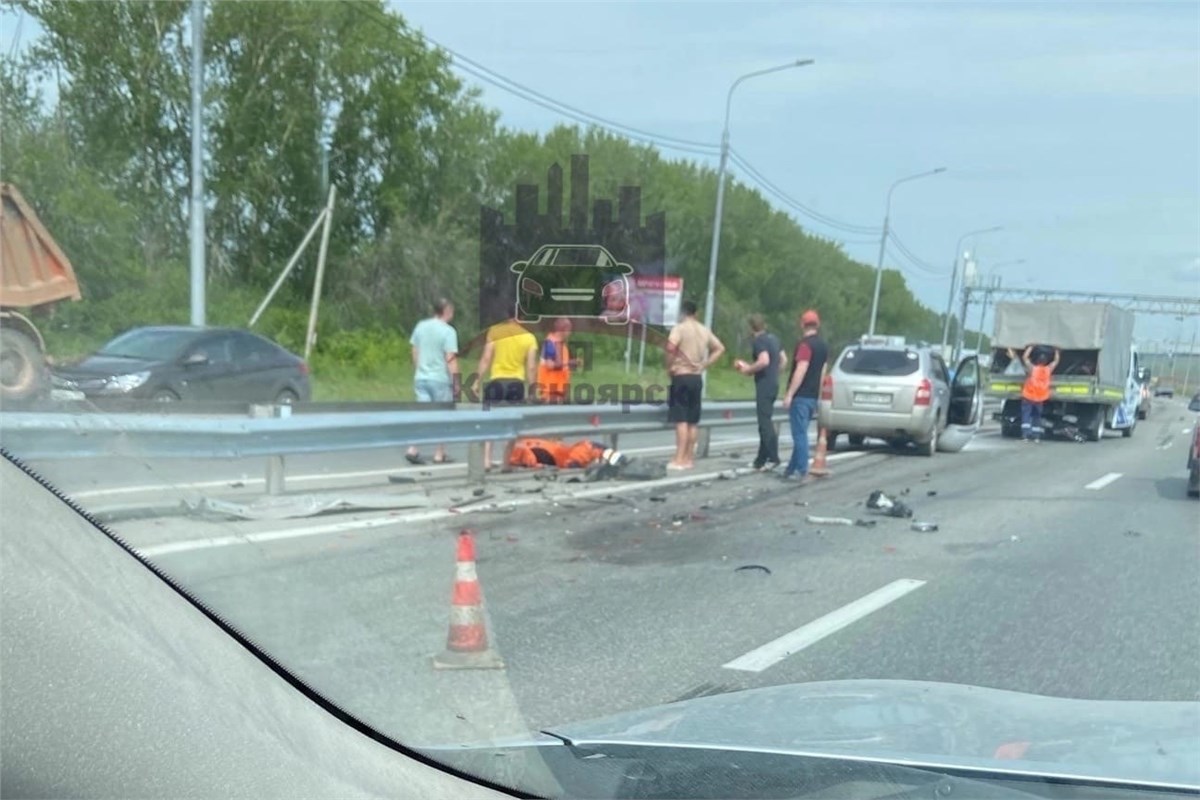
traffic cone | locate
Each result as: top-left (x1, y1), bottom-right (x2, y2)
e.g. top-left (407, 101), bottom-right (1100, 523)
top-left (433, 529), bottom-right (505, 670)
top-left (809, 426), bottom-right (831, 477)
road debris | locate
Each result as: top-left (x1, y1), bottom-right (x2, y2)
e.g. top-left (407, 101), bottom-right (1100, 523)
top-left (189, 492), bottom-right (431, 521)
top-left (734, 564), bottom-right (772, 576)
top-left (388, 475), bottom-right (416, 484)
top-left (866, 490), bottom-right (913, 518)
top-left (1124, 529), bottom-right (1142, 538)
top-left (926, 490), bottom-right (938, 497)
top-left (649, 495), bottom-right (668, 502)
top-left (911, 521), bottom-right (939, 532)
top-left (804, 515), bottom-right (875, 528)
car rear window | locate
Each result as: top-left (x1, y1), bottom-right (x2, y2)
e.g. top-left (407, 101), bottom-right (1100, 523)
top-left (839, 348), bottom-right (920, 376)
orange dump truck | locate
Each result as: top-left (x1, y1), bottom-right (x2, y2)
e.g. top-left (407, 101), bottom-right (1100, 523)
top-left (1, 183), bottom-right (82, 402)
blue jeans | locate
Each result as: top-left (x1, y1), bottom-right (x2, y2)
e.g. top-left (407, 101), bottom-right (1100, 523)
top-left (414, 379), bottom-right (453, 403)
top-left (1021, 399), bottom-right (1043, 440)
top-left (786, 397), bottom-right (817, 476)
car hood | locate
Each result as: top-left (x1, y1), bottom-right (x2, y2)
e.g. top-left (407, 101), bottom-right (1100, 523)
top-left (435, 680), bottom-right (1199, 790)
top-left (53, 355), bottom-right (166, 378)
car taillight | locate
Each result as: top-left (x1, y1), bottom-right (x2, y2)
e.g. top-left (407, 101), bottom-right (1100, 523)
top-left (521, 277), bottom-right (544, 297)
top-left (915, 378), bottom-right (932, 406)
top-left (299, 362), bottom-right (310, 376)
top-left (820, 375), bottom-right (833, 401)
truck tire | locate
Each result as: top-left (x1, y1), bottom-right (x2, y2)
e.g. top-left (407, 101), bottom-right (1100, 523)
top-left (1122, 420), bottom-right (1135, 438)
top-left (1086, 408), bottom-right (1105, 442)
top-left (1188, 463), bottom-right (1200, 498)
top-left (0, 327), bottom-right (47, 403)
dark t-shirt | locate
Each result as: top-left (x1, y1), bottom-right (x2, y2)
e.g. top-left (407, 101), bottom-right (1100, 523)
top-left (790, 334), bottom-right (829, 399)
top-left (751, 332), bottom-right (781, 393)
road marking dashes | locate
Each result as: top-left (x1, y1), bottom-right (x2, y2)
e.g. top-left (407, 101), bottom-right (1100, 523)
top-left (722, 579), bottom-right (927, 673)
top-left (1084, 472), bottom-right (1123, 491)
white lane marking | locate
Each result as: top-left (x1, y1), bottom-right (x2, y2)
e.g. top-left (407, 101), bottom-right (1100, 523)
top-left (1084, 472), bottom-right (1123, 491)
top-left (69, 437), bottom-right (768, 499)
top-left (722, 579), bottom-right (927, 673)
top-left (137, 450), bottom-right (868, 558)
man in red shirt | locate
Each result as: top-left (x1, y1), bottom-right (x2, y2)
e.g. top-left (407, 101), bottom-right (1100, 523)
top-left (780, 310), bottom-right (828, 482)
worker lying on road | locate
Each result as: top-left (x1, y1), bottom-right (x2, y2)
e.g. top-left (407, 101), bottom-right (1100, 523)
top-left (1008, 344), bottom-right (1060, 443)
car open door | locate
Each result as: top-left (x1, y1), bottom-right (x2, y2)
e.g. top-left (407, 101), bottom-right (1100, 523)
top-left (938, 355), bottom-right (983, 453)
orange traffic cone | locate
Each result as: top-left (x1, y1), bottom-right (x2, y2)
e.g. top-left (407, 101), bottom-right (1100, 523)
top-left (433, 529), bottom-right (505, 670)
top-left (809, 426), bottom-right (831, 477)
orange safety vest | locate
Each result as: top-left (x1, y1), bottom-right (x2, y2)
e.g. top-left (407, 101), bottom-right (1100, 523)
top-left (537, 339), bottom-right (570, 402)
top-left (1022, 365), bottom-right (1052, 403)
top-left (508, 438), bottom-right (571, 469)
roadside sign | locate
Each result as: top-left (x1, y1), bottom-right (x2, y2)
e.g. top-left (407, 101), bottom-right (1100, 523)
top-left (630, 275), bottom-right (683, 327)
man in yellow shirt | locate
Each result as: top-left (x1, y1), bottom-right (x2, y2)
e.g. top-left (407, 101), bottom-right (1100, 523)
top-left (474, 317), bottom-right (538, 469)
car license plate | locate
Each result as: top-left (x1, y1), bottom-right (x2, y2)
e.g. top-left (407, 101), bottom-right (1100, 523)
top-left (854, 392), bottom-right (892, 405)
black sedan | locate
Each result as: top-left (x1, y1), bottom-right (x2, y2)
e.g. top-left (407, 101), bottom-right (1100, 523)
top-left (51, 326), bottom-right (311, 403)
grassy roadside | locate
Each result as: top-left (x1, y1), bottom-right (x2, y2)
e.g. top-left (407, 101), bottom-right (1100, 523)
top-left (311, 357), bottom-right (757, 402)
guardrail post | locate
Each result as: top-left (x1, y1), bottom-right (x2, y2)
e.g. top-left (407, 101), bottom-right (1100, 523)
top-left (250, 403), bottom-right (289, 495)
top-left (696, 427), bottom-right (711, 460)
top-left (467, 440), bottom-right (487, 484)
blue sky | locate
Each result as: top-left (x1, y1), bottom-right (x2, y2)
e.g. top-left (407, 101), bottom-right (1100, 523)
top-left (4, 1), bottom-right (1197, 343)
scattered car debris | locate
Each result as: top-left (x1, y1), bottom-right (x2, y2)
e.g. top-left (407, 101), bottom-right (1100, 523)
top-left (189, 492), bottom-right (431, 521)
top-left (911, 521), bottom-right (939, 532)
top-left (448, 493), bottom-right (497, 510)
top-left (649, 495), bottom-right (668, 502)
top-left (734, 564), bottom-right (772, 576)
top-left (805, 515), bottom-right (876, 528)
top-left (472, 488), bottom-right (487, 497)
top-left (794, 500), bottom-right (810, 507)
top-left (229, 481), bottom-right (245, 489)
top-left (1124, 529), bottom-right (1142, 538)
top-left (926, 490), bottom-right (938, 496)
top-left (1010, 535), bottom-right (1021, 543)
top-left (866, 490), bottom-right (914, 518)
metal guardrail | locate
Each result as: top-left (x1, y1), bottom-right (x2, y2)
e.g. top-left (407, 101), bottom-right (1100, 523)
top-left (0, 401), bottom-right (780, 491)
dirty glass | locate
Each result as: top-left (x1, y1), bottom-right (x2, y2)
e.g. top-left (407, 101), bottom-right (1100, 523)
top-left (1, 1), bottom-right (1197, 798)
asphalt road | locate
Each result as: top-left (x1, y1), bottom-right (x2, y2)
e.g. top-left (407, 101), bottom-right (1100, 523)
top-left (12, 401), bottom-right (1200, 754)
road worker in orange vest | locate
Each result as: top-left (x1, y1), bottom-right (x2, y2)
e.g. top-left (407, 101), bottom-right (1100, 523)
top-left (537, 318), bottom-right (580, 403)
top-left (1008, 344), bottom-right (1060, 443)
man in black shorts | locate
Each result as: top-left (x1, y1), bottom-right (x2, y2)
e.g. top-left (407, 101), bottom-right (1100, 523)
top-left (665, 300), bottom-right (725, 470)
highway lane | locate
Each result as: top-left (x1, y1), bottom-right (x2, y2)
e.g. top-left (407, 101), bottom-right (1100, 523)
top-left (28, 400), bottom-right (1199, 750)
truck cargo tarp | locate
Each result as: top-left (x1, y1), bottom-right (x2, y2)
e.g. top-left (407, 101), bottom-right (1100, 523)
top-left (993, 302), bottom-right (1133, 386)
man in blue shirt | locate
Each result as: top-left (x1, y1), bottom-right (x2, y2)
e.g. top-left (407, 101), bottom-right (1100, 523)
top-left (406, 298), bottom-right (459, 465)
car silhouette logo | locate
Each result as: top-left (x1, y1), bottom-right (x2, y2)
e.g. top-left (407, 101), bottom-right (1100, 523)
top-left (510, 244), bottom-right (635, 324)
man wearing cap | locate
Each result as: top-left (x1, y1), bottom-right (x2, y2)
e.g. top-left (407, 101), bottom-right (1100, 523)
top-left (780, 309), bottom-right (828, 483)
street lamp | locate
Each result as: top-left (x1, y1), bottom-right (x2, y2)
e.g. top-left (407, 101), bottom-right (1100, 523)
top-left (974, 259), bottom-right (1025, 353)
top-left (867, 167), bottom-right (947, 336)
top-left (702, 59), bottom-right (815, 340)
top-left (941, 226), bottom-right (1002, 355)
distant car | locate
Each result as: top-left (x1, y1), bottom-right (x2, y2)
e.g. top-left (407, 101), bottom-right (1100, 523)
top-left (510, 244), bottom-right (634, 324)
top-left (1155, 386), bottom-right (1175, 398)
top-left (818, 339), bottom-right (983, 457)
top-left (1189, 392), bottom-right (1200, 414)
top-left (51, 326), bottom-right (311, 404)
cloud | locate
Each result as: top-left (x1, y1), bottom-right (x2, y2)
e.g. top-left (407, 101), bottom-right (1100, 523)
top-left (1174, 257), bottom-right (1200, 283)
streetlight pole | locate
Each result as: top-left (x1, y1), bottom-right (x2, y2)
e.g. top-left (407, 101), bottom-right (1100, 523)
top-left (188, 0), bottom-right (206, 326)
top-left (973, 259), bottom-right (1024, 354)
top-left (941, 226), bottom-right (1002, 356)
top-left (702, 59), bottom-right (814, 340)
top-left (867, 167), bottom-right (946, 336)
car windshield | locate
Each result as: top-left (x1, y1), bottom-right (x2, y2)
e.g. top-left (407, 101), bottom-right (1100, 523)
top-left (840, 348), bottom-right (920, 376)
top-left (97, 329), bottom-right (195, 361)
top-left (1, 2), bottom-right (1197, 798)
